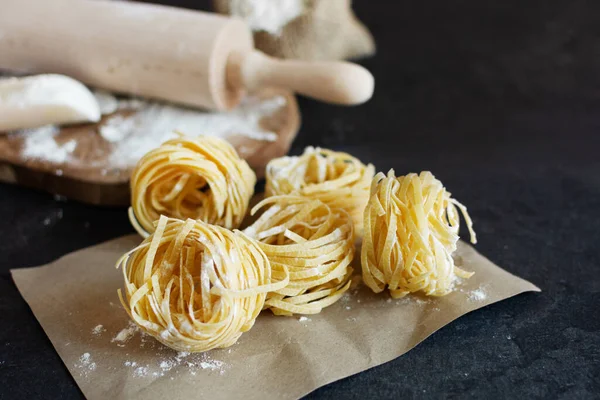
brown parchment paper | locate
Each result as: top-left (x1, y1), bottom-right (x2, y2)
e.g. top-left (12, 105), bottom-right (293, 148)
top-left (11, 236), bottom-right (539, 400)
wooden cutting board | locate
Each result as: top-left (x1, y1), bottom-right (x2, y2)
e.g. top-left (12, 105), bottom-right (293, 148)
top-left (0, 88), bottom-right (300, 206)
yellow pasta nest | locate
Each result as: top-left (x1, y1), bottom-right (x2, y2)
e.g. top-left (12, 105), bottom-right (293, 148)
top-left (117, 215), bottom-right (288, 352)
top-left (265, 147), bottom-right (375, 233)
top-left (361, 170), bottom-right (477, 298)
top-left (130, 135), bottom-right (256, 237)
top-left (244, 195), bottom-right (355, 315)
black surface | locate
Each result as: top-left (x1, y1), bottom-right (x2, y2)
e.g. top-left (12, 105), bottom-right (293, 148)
top-left (1, 1), bottom-right (599, 399)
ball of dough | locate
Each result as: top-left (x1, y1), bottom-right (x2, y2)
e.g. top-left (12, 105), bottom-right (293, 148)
top-left (130, 136), bottom-right (256, 236)
top-left (265, 146), bottom-right (374, 233)
top-left (117, 216), bottom-right (288, 352)
top-left (244, 195), bottom-right (355, 315)
top-left (361, 170), bottom-right (477, 298)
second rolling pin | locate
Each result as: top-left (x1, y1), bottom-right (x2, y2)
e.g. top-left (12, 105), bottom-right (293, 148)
top-left (0, 0), bottom-right (374, 111)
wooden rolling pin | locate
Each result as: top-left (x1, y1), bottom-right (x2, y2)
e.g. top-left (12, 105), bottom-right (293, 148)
top-left (0, 0), bottom-right (374, 111)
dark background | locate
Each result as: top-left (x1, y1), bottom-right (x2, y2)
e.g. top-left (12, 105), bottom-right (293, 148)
top-left (1, 0), bottom-right (599, 398)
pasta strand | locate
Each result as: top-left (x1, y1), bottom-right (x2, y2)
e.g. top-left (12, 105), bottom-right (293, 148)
top-left (244, 196), bottom-right (355, 315)
top-left (361, 170), bottom-right (476, 298)
top-left (117, 216), bottom-right (288, 352)
top-left (130, 135), bottom-right (256, 236)
top-left (265, 147), bottom-right (374, 234)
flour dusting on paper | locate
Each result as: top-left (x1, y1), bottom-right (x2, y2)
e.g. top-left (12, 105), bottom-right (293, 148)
top-left (454, 281), bottom-right (489, 302)
top-left (122, 344), bottom-right (228, 378)
top-left (97, 320), bottom-right (228, 378)
top-left (91, 325), bottom-right (105, 336)
top-left (111, 321), bottom-right (138, 346)
top-left (75, 352), bottom-right (96, 377)
top-left (468, 287), bottom-right (488, 302)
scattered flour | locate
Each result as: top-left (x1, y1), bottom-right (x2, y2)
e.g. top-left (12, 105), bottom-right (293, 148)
top-left (298, 316), bottom-right (311, 323)
top-left (228, 0), bottom-right (305, 35)
top-left (395, 296), bottom-right (429, 306)
top-left (450, 277), bottom-right (489, 303)
top-left (122, 349), bottom-right (227, 378)
top-left (103, 95), bottom-right (283, 168)
top-left (75, 352), bottom-right (97, 376)
top-left (339, 293), bottom-right (352, 305)
top-left (159, 360), bottom-right (175, 372)
top-left (133, 366), bottom-right (149, 377)
top-left (111, 322), bottom-right (139, 345)
top-left (468, 288), bottom-right (487, 302)
top-left (42, 209), bottom-right (63, 227)
top-left (19, 125), bottom-right (73, 163)
top-left (108, 321), bottom-right (228, 378)
top-left (92, 325), bottom-right (105, 336)
top-left (199, 360), bottom-right (224, 371)
top-left (99, 114), bottom-right (136, 142)
top-left (15, 89), bottom-right (285, 169)
top-left (80, 353), bottom-right (91, 363)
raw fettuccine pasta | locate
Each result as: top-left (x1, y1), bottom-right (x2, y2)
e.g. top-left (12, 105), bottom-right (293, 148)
top-left (361, 170), bottom-right (477, 298)
top-left (244, 195), bottom-right (354, 315)
top-left (117, 215), bottom-right (288, 352)
top-left (265, 147), bottom-right (375, 233)
top-left (129, 135), bottom-right (256, 237)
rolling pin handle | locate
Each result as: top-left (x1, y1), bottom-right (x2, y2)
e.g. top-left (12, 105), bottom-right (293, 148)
top-left (227, 50), bottom-right (374, 106)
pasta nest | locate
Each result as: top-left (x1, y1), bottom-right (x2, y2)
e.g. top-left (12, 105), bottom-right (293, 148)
top-left (117, 216), bottom-right (288, 352)
top-left (130, 135), bottom-right (256, 236)
top-left (265, 147), bottom-right (375, 233)
top-left (361, 170), bottom-right (477, 298)
top-left (244, 195), bottom-right (355, 315)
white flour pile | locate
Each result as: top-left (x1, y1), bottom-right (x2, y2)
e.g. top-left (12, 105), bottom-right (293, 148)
top-left (468, 288), bottom-right (488, 302)
top-left (15, 90), bottom-right (285, 169)
top-left (100, 94), bottom-right (283, 168)
top-left (20, 125), bottom-right (72, 163)
top-left (228, 0), bottom-right (305, 35)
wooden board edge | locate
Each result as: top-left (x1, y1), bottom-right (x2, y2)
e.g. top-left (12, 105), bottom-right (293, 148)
top-left (0, 162), bottom-right (129, 206)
